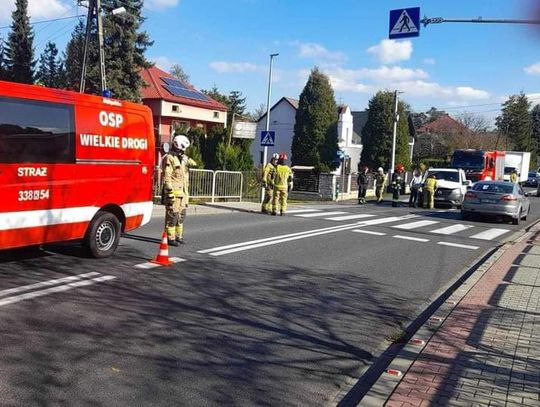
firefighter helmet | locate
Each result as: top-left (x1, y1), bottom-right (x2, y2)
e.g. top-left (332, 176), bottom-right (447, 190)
top-left (278, 152), bottom-right (288, 161)
top-left (172, 134), bottom-right (190, 151)
top-left (271, 153), bottom-right (279, 160)
top-left (377, 167), bottom-right (384, 173)
top-left (396, 164), bottom-right (405, 173)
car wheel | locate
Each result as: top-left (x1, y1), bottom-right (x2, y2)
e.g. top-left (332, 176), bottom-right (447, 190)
top-left (84, 211), bottom-right (121, 258)
top-left (522, 205), bottom-right (530, 220)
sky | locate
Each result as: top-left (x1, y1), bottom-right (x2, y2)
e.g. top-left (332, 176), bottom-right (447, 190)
top-left (1, 0), bottom-right (540, 125)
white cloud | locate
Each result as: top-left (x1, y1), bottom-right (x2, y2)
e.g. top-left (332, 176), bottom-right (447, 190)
top-left (524, 62), bottom-right (540, 75)
top-left (150, 56), bottom-right (176, 72)
top-left (210, 61), bottom-right (260, 73)
top-left (424, 58), bottom-right (436, 65)
top-left (367, 39), bottom-right (413, 64)
top-left (0, 0), bottom-right (71, 22)
top-left (291, 41), bottom-right (347, 64)
top-left (145, 0), bottom-right (180, 10)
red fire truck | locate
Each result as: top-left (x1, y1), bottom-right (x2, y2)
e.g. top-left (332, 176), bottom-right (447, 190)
top-left (0, 80), bottom-right (155, 257)
top-left (451, 149), bottom-right (506, 182)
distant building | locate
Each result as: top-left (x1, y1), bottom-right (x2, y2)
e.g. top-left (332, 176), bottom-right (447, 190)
top-left (251, 97), bottom-right (367, 174)
top-left (140, 66), bottom-right (228, 147)
top-left (251, 97), bottom-right (298, 166)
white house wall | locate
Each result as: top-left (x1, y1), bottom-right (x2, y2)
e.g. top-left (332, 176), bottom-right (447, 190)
top-left (251, 100), bottom-right (296, 166)
top-left (161, 101), bottom-right (227, 126)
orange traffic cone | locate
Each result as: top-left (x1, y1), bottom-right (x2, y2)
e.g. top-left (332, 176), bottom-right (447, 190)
top-left (151, 231), bottom-right (174, 266)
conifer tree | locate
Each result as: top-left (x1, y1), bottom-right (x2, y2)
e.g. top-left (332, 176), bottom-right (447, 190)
top-left (0, 39), bottom-right (7, 80)
top-left (291, 67), bottom-right (339, 171)
top-left (36, 41), bottom-right (63, 88)
top-left (5, 0), bottom-right (35, 84)
top-left (360, 91), bottom-right (411, 170)
top-left (496, 93), bottom-right (533, 153)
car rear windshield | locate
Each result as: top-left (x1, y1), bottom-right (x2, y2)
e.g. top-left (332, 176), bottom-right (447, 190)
top-left (472, 183), bottom-right (514, 194)
top-left (427, 171), bottom-right (459, 182)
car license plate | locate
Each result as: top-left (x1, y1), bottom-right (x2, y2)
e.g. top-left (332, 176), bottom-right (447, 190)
top-left (481, 199), bottom-right (497, 204)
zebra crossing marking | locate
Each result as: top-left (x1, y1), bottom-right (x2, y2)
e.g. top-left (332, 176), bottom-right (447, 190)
top-left (352, 230), bottom-right (386, 236)
top-left (438, 242), bottom-right (479, 250)
top-left (393, 220), bottom-right (439, 230)
top-left (393, 235), bottom-right (430, 242)
top-left (286, 209), bottom-right (322, 214)
top-left (429, 224), bottom-right (474, 235)
top-left (295, 211), bottom-right (348, 218)
top-left (469, 228), bottom-right (510, 240)
top-left (325, 214), bottom-right (376, 221)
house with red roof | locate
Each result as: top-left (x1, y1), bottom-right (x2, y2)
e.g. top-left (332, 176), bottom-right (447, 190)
top-left (140, 66), bottom-right (228, 146)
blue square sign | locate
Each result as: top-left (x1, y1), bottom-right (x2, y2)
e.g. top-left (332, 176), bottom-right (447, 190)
top-left (260, 131), bottom-right (275, 147)
top-left (389, 7), bottom-right (420, 40)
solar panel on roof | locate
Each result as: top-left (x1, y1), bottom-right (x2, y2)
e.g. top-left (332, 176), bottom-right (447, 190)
top-left (163, 85), bottom-right (209, 102)
top-left (161, 77), bottom-right (187, 89)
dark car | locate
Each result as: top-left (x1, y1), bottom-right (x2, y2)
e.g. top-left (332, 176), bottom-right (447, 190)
top-left (525, 171), bottom-right (538, 187)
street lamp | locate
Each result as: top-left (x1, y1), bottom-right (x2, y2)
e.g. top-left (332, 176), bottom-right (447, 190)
top-left (261, 53), bottom-right (278, 202)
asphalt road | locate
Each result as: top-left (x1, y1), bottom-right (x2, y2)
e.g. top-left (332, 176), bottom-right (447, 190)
top-left (1, 192), bottom-right (539, 406)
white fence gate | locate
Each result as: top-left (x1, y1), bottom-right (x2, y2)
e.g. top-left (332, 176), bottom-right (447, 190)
top-left (189, 169), bottom-right (243, 202)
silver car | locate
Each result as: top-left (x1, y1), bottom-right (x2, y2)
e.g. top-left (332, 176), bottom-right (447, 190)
top-left (461, 181), bottom-right (530, 225)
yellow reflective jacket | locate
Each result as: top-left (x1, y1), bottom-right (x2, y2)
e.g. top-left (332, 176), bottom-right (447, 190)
top-left (162, 153), bottom-right (195, 198)
top-left (273, 164), bottom-right (292, 190)
top-left (262, 162), bottom-right (276, 185)
top-left (424, 177), bottom-right (437, 191)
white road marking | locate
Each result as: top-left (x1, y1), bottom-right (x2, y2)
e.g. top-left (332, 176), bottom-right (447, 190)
top-left (134, 257), bottom-right (185, 269)
top-left (198, 223), bottom-right (360, 254)
top-left (438, 242), bottom-right (479, 250)
top-left (207, 215), bottom-right (416, 257)
top-left (325, 214), bottom-right (375, 221)
top-left (429, 224), bottom-right (474, 235)
top-left (469, 228), bottom-right (510, 241)
top-left (393, 235), bottom-right (430, 242)
top-left (0, 272), bottom-right (100, 298)
top-left (295, 211), bottom-right (348, 218)
top-left (285, 209), bottom-right (322, 214)
top-left (393, 220), bottom-right (439, 230)
top-left (352, 230), bottom-right (386, 236)
top-left (0, 275), bottom-right (116, 307)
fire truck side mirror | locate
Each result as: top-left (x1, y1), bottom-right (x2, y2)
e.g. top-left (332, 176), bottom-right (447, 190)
top-left (162, 142), bottom-right (170, 154)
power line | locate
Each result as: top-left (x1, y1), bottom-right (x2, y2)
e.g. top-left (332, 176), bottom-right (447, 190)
top-left (0, 15), bottom-right (83, 31)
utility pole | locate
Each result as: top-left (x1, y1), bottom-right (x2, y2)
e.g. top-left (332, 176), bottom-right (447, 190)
top-left (79, 0), bottom-right (108, 93)
top-left (390, 90), bottom-right (400, 179)
top-left (261, 53), bottom-right (278, 202)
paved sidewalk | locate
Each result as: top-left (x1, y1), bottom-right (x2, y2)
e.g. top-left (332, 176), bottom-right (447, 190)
top-left (361, 228), bottom-right (540, 406)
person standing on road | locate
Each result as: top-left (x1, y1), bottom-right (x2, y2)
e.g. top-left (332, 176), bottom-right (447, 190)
top-left (391, 164), bottom-right (405, 207)
top-left (423, 174), bottom-right (437, 210)
top-left (357, 166), bottom-right (369, 204)
top-left (409, 169), bottom-right (424, 208)
top-left (272, 153), bottom-right (293, 216)
top-left (374, 167), bottom-right (387, 204)
top-left (511, 169), bottom-right (519, 184)
top-left (162, 134), bottom-right (196, 246)
top-left (261, 153), bottom-right (278, 214)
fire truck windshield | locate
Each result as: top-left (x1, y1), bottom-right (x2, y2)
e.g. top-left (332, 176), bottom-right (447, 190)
top-left (452, 153), bottom-right (483, 170)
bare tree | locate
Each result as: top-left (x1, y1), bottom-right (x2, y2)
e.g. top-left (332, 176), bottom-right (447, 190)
top-left (457, 112), bottom-right (490, 133)
top-left (169, 63), bottom-right (190, 84)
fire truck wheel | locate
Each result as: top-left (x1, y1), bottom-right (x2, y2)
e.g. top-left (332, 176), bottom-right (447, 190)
top-left (84, 211), bottom-right (121, 258)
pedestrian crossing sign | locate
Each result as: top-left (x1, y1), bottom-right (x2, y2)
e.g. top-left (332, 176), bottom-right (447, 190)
top-left (389, 7), bottom-right (420, 39)
top-left (260, 131), bottom-right (275, 146)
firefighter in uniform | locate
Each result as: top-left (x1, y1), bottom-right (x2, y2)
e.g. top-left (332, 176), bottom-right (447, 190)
top-left (272, 153), bottom-right (293, 216)
top-left (510, 169), bottom-right (518, 184)
top-left (423, 174), bottom-right (438, 210)
top-left (162, 135), bottom-right (197, 246)
top-left (375, 167), bottom-right (387, 204)
top-left (261, 153), bottom-right (279, 214)
top-left (391, 164), bottom-right (405, 207)
top-left (357, 166), bottom-right (369, 204)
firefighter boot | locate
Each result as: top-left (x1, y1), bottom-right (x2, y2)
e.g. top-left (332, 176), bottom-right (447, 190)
top-left (175, 225), bottom-right (185, 244)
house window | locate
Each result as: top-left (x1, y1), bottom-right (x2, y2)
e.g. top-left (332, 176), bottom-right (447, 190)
top-left (171, 120), bottom-right (189, 134)
top-left (213, 111), bottom-right (220, 119)
top-left (172, 105), bottom-right (180, 113)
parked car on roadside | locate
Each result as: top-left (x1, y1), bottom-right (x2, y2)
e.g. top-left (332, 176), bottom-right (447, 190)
top-left (461, 181), bottom-right (530, 225)
top-left (525, 171), bottom-right (538, 187)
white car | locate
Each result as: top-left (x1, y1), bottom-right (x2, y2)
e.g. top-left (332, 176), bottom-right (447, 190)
top-left (425, 168), bottom-right (472, 208)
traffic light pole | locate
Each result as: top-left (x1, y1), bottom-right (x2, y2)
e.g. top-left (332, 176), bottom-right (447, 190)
top-left (390, 90), bottom-right (399, 180)
top-left (421, 16), bottom-right (540, 27)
